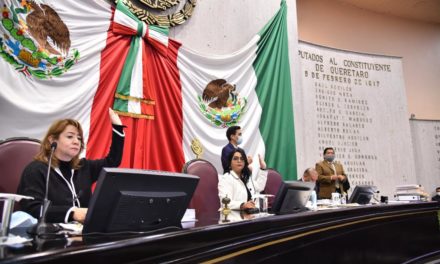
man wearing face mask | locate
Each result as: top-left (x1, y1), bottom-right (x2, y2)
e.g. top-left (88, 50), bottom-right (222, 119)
top-left (221, 126), bottom-right (253, 173)
top-left (431, 187), bottom-right (440, 202)
top-left (315, 147), bottom-right (349, 199)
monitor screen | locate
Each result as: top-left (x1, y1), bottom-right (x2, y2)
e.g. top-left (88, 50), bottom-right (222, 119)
top-left (348, 185), bottom-right (377, 204)
top-left (271, 181), bottom-right (314, 215)
top-left (83, 168), bottom-right (199, 234)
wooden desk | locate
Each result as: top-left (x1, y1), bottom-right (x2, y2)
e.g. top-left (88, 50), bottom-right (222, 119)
top-left (1, 202), bottom-right (440, 263)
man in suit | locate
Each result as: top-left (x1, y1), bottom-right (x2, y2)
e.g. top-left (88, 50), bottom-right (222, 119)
top-left (301, 167), bottom-right (320, 194)
top-left (432, 187), bottom-right (440, 202)
top-left (315, 147), bottom-right (349, 199)
top-left (221, 126), bottom-right (253, 173)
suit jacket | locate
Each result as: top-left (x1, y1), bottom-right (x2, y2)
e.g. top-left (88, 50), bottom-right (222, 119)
top-left (221, 143), bottom-right (238, 173)
top-left (315, 160), bottom-right (348, 199)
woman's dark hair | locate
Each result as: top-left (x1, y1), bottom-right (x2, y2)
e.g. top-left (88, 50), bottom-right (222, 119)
top-left (225, 148), bottom-right (251, 183)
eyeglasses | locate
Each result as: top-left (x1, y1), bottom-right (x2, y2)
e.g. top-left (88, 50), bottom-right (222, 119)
top-left (232, 156), bottom-right (245, 161)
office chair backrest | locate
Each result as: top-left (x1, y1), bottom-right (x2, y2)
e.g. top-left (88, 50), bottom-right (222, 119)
top-left (264, 168), bottom-right (283, 207)
top-left (0, 137), bottom-right (41, 194)
top-left (183, 159), bottom-right (220, 214)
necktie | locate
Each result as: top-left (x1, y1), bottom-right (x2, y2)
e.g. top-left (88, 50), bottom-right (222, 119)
top-left (331, 162), bottom-right (340, 189)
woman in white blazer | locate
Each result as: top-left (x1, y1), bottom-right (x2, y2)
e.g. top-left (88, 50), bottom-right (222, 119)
top-left (218, 148), bottom-right (268, 210)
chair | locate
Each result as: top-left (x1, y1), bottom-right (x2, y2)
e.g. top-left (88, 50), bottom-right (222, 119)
top-left (0, 137), bottom-right (41, 194)
top-left (263, 168), bottom-right (283, 207)
top-left (182, 159), bottom-right (220, 214)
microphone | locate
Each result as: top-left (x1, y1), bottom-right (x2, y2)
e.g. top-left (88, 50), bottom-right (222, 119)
top-left (44, 142), bottom-right (57, 205)
top-left (28, 142), bottom-right (61, 236)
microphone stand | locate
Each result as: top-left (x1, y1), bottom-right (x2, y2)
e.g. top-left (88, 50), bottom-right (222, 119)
top-left (28, 142), bottom-right (61, 237)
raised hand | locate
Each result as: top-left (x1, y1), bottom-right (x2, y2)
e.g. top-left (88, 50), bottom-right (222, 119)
top-left (258, 154), bottom-right (267, 170)
top-left (108, 108), bottom-right (122, 125)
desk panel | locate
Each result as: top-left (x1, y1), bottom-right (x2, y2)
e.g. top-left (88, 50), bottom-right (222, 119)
top-left (1, 202), bottom-right (440, 263)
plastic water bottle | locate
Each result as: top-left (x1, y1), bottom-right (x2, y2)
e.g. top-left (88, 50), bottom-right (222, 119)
top-left (310, 190), bottom-right (317, 210)
top-left (341, 193), bottom-right (347, 205)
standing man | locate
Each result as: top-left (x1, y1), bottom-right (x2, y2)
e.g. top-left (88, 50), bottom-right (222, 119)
top-left (221, 126), bottom-right (252, 173)
top-left (315, 147), bottom-right (349, 199)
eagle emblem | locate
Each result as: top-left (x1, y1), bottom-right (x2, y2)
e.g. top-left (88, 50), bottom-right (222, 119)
top-left (198, 79), bottom-right (247, 128)
top-left (0, 1), bottom-right (79, 79)
top-left (26, 1), bottom-right (70, 56)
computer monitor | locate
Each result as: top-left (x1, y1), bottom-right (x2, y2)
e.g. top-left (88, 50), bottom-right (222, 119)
top-left (82, 168), bottom-right (199, 234)
top-left (271, 181), bottom-right (314, 215)
top-left (348, 185), bottom-right (377, 204)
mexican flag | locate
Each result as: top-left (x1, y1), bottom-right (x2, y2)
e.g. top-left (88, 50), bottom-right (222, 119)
top-left (0, 0), bottom-right (112, 145)
top-left (179, 1), bottom-right (297, 179)
top-left (0, 0), bottom-right (297, 180)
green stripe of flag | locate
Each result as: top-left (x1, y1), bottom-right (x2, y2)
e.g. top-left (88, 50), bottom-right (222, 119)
top-left (116, 0), bottom-right (140, 23)
top-left (254, 0), bottom-right (297, 180)
top-left (113, 36), bottom-right (141, 112)
top-left (149, 25), bottom-right (169, 36)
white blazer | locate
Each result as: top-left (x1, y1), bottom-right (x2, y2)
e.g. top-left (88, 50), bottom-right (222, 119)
top-left (218, 169), bottom-right (268, 210)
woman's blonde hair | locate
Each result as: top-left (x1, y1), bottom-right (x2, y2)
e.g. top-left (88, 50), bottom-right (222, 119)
top-left (35, 119), bottom-right (84, 169)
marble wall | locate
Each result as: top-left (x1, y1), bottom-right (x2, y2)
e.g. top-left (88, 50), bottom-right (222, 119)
top-left (410, 119), bottom-right (440, 196)
top-left (296, 41), bottom-right (417, 197)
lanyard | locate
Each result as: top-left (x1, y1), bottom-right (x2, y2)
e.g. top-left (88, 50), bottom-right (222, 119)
top-left (54, 167), bottom-right (81, 207)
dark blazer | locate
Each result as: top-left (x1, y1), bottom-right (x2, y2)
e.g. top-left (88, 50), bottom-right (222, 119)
top-left (315, 160), bottom-right (348, 199)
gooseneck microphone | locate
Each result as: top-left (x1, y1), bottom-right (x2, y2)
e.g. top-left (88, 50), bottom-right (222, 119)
top-left (29, 142), bottom-right (61, 236)
top-left (44, 142), bottom-right (58, 208)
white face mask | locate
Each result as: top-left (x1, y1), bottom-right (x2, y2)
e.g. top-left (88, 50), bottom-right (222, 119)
top-left (237, 136), bottom-right (243, 145)
top-left (437, 192), bottom-right (440, 196)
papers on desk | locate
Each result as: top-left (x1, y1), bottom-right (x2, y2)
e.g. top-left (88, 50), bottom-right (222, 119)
top-left (181, 209), bottom-right (196, 229)
top-left (338, 203), bottom-right (362, 207)
top-left (181, 208), bottom-right (196, 222)
top-left (316, 199), bottom-right (331, 206)
top-left (59, 223), bottom-right (83, 234)
top-left (394, 184), bottom-right (428, 201)
top-left (0, 234), bottom-right (32, 245)
top-left (314, 200), bottom-right (362, 211)
top-left (387, 200), bottom-right (410, 204)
